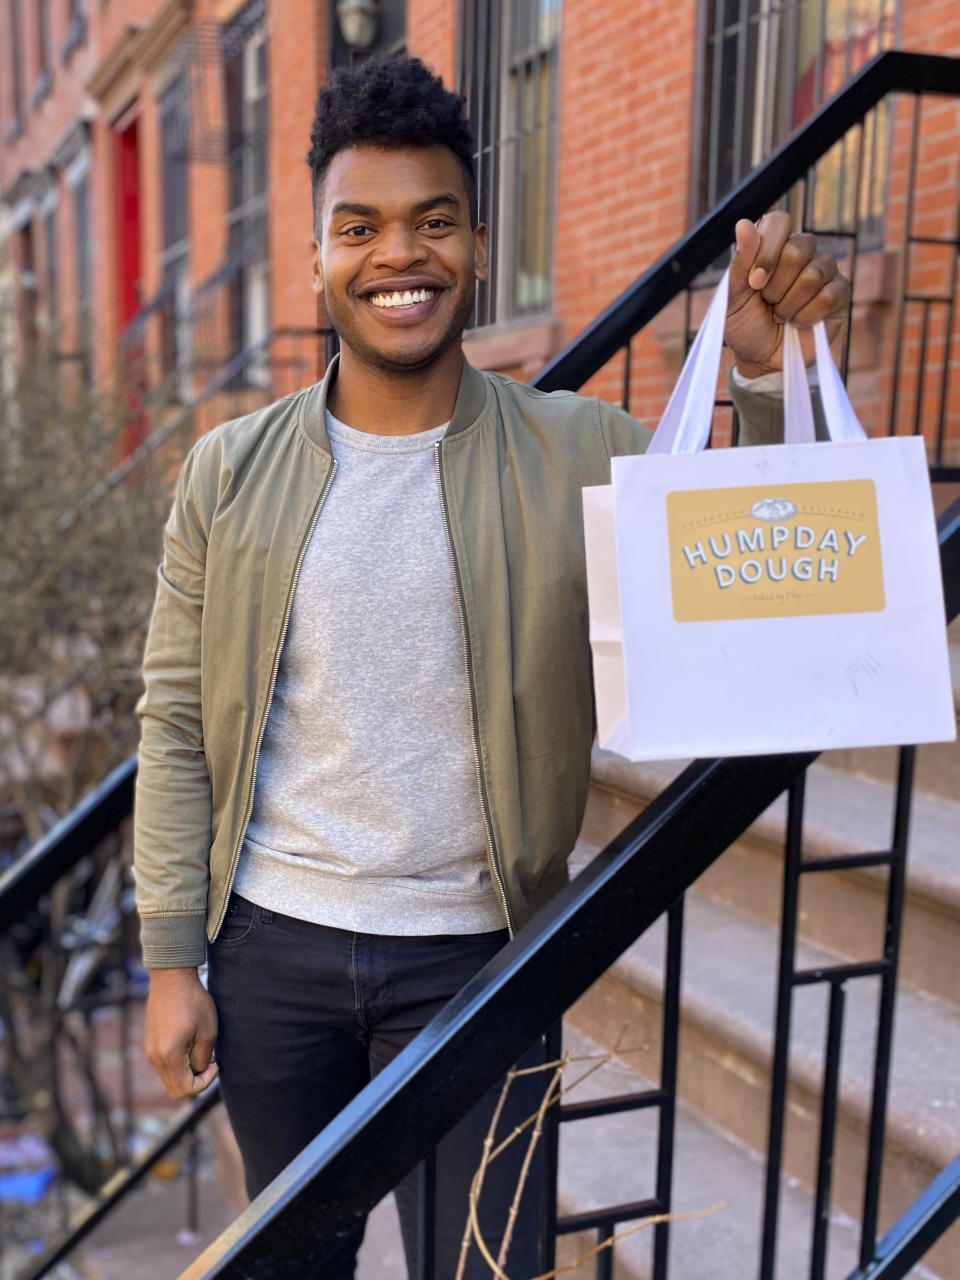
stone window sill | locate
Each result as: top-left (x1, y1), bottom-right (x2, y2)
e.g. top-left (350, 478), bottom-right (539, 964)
top-left (462, 314), bottom-right (564, 380)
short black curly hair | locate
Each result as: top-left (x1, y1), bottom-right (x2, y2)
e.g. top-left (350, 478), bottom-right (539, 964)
top-left (307, 55), bottom-right (477, 237)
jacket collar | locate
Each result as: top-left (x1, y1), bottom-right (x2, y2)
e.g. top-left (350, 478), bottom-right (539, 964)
top-left (297, 349), bottom-right (491, 453)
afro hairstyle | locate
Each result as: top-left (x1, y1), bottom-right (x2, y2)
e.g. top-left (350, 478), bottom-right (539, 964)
top-left (307, 55), bottom-right (477, 236)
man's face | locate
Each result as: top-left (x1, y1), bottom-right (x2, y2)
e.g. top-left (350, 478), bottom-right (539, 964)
top-left (313, 144), bottom-right (487, 374)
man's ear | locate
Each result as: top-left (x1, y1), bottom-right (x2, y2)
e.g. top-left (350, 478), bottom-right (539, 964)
top-left (311, 239), bottom-right (324, 296)
top-left (474, 223), bottom-right (488, 283)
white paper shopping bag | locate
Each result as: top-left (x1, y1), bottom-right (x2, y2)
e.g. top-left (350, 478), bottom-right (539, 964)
top-left (583, 269), bottom-right (956, 761)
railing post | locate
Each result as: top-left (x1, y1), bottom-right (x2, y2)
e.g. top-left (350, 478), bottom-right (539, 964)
top-left (809, 981), bottom-right (846, 1280)
top-left (652, 894), bottom-right (684, 1280)
top-left (858, 746), bottom-right (916, 1269)
top-left (416, 1151), bottom-right (437, 1280)
top-left (758, 771), bottom-right (806, 1280)
top-left (538, 1021), bottom-right (562, 1276)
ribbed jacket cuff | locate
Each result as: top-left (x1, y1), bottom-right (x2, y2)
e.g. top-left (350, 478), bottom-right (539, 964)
top-left (139, 912), bottom-right (208, 969)
top-left (728, 367), bottom-right (828, 446)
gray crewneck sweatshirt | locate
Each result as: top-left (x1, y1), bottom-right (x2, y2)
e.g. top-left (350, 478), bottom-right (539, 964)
top-left (232, 411), bottom-right (505, 935)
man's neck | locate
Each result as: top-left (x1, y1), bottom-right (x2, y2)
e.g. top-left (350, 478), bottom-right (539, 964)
top-left (326, 343), bottom-right (463, 435)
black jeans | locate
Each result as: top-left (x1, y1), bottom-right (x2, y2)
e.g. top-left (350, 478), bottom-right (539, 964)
top-left (207, 894), bottom-right (543, 1279)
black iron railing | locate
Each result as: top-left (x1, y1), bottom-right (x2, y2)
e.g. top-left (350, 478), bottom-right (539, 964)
top-left (174, 506), bottom-right (959, 1280)
top-left (1, 46), bottom-right (956, 1280)
top-left (535, 50), bottom-right (960, 481)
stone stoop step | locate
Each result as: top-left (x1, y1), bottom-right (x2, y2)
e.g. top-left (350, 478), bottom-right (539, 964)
top-left (582, 747), bottom-right (960, 1006)
top-left (554, 1024), bottom-right (940, 1280)
top-left (562, 877), bottom-right (959, 1280)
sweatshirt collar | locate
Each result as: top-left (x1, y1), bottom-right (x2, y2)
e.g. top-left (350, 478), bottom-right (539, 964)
top-left (297, 350), bottom-right (491, 454)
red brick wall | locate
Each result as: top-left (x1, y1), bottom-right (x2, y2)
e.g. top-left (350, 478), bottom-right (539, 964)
top-left (2, 0), bottom-right (957, 462)
top-left (267, 0), bottom-right (326, 344)
top-left (407, 0), bottom-right (457, 87)
top-left (552, 0), bottom-right (698, 418)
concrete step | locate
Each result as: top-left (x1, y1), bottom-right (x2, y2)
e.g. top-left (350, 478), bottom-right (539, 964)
top-left (582, 747), bottom-right (960, 1006)
top-left (555, 1024), bottom-right (941, 1280)
top-left (564, 885), bottom-right (960, 1280)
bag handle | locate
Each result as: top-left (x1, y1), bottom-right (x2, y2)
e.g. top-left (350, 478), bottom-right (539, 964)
top-left (647, 266), bottom-right (866, 455)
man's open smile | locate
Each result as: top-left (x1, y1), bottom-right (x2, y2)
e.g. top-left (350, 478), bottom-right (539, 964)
top-left (360, 281), bottom-right (446, 323)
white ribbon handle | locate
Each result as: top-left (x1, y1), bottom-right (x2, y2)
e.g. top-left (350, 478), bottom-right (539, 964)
top-left (646, 269), bottom-right (730, 455)
top-left (647, 265), bottom-right (866, 455)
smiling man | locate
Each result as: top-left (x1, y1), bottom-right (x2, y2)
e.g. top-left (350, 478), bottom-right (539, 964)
top-left (134, 55), bottom-right (849, 1279)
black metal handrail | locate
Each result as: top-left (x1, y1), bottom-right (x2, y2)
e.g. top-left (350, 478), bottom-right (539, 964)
top-left (3, 46), bottom-right (956, 1280)
top-left (178, 499), bottom-right (959, 1278)
top-left (533, 49), bottom-right (960, 396)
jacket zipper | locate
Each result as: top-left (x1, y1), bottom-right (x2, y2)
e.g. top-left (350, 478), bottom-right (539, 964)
top-left (211, 458), bottom-right (338, 940)
top-left (434, 441), bottom-right (515, 936)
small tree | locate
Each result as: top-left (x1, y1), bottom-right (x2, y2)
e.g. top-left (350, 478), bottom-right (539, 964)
top-left (0, 345), bottom-right (186, 843)
top-left (0, 343), bottom-right (192, 1202)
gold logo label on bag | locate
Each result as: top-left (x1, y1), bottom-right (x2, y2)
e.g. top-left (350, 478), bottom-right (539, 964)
top-left (666, 479), bottom-right (885, 622)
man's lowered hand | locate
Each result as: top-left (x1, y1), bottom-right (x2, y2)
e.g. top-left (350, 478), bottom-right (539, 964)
top-left (144, 967), bottom-right (219, 1100)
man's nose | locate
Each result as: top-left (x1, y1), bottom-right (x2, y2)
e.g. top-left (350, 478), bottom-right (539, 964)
top-left (370, 222), bottom-right (427, 269)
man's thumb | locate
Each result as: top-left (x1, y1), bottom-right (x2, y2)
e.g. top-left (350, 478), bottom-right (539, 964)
top-left (729, 219), bottom-right (761, 297)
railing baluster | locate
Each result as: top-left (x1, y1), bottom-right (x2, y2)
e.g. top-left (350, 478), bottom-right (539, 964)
top-left (858, 746), bottom-right (916, 1269)
top-left (887, 94), bottom-right (921, 438)
top-left (416, 1150), bottom-right (437, 1280)
top-left (621, 339), bottom-right (632, 414)
top-left (596, 1224), bottom-right (614, 1280)
top-left (759, 771), bottom-right (806, 1280)
top-left (538, 1021), bottom-right (562, 1275)
top-left (809, 981), bottom-right (846, 1280)
top-left (652, 894), bottom-right (684, 1280)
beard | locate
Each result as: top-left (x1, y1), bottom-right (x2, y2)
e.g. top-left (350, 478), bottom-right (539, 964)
top-left (325, 277), bottom-right (478, 375)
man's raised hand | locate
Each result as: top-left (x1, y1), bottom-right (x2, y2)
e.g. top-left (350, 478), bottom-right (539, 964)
top-left (724, 212), bottom-right (851, 379)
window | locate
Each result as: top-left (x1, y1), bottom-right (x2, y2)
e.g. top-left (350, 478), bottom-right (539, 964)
top-left (44, 203), bottom-right (57, 333)
top-left (62, 0), bottom-right (86, 63)
top-left (695, 0), bottom-right (897, 243)
top-left (18, 221), bottom-right (38, 352)
top-left (9, 0), bottom-right (25, 130)
top-left (223, 0), bottom-right (269, 387)
top-left (34, 0), bottom-right (52, 103)
top-left (459, 0), bottom-right (560, 328)
top-left (73, 174), bottom-right (91, 382)
top-left (159, 75), bottom-right (191, 398)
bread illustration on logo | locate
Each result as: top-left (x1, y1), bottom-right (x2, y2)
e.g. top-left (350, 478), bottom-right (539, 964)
top-left (750, 497), bottom-right (798, 521)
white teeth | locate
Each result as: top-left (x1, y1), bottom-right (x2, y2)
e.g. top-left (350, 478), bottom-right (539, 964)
top-left (369, 288), bottom-right (436, 308)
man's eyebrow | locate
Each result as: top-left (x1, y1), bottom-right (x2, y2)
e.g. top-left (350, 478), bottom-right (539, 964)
top-left (329, 201), bottom-right (379, 219)
top-left (328, 193), bottom-right (463, 220)
top-left (410, 193), bottom-right (462, 215)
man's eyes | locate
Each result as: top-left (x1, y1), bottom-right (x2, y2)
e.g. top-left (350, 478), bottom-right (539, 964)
top-left (339, 218), bottom-right (453, 238)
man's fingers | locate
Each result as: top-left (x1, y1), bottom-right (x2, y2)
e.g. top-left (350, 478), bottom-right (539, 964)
top-left (154, 1050), bottom-right (200, 1100)
top-left (769, 254), bottom-right (838, 322)
top-left (730, 218), bottom-right (761, 298)
top-left (759, 232), bottom-right (818, 307)
top-left (154, 1049), bottom-right (219, 1100)
top-left (189, 1035), bottom-right (216, 1074)
top-left (745, 211), bottom-right (792, 290)
top-left (189, 1062), bottom-right (220, 1095)
top-left (786, 275), bottom-right (851, 329)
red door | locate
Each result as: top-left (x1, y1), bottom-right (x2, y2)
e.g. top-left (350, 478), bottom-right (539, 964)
top-left (114, 117), bottom-right (144, 454)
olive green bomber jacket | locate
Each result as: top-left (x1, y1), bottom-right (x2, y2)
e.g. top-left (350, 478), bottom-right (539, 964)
top-left (133, 355), bottom-right (780, 968)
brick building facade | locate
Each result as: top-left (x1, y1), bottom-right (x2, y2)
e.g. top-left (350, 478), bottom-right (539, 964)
top-left (0, 0), bottom-right (957, 456)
